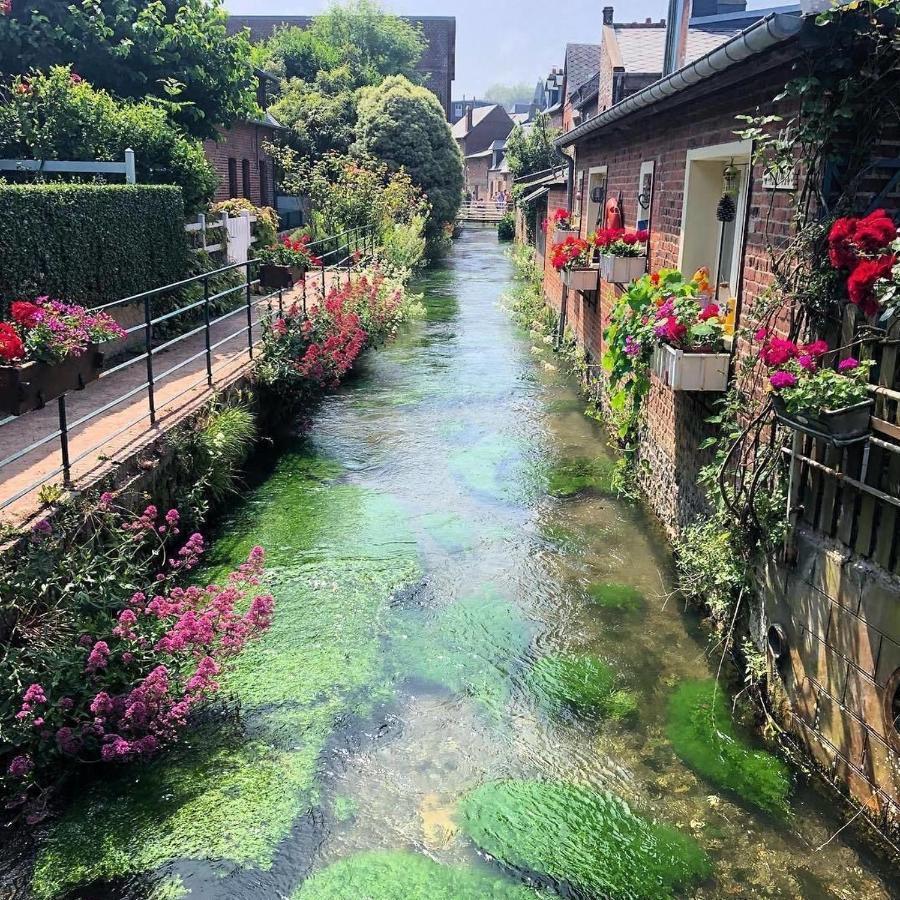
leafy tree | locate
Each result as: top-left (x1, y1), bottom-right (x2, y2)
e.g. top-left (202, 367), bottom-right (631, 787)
top-left (505, 112), bottom-right (563, 181)
top-left (484, 82), bottom-right (535, 109)
top-left (251, 25), bottom-right (342, 83)
top-left (0, 68), bottom-right (217, 211)
top-left (0, 0), bottom-right (256, 139)
top-left (353, 75), bottom-right (463, 241)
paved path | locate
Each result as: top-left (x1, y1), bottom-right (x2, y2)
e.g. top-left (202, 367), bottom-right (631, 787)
top-left (0, 272), bottom-right (349, 526)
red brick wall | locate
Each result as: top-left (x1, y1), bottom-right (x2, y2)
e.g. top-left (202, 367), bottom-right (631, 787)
top-left (203, 122), bottom-right (278, 206)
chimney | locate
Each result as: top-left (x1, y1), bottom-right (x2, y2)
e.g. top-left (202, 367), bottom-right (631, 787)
top-left (663, 0), bottom-right (692, 75)
top-left (465, 105), bottom-right (473, 132)
top-left (602, 6), bottom-right (614, 25)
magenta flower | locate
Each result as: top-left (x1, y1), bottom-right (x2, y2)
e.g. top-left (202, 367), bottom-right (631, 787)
top-left (770, 371), bottom-right (798, 390)
top-left (797, 354), bottom-right (816, 371)
top-left (838, 357), bottom-right (860, 372)
top-left (7, 756), bottom-right (33, 778)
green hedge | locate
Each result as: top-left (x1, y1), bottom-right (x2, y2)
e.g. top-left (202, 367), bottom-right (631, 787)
top-left (0, 184), bottom-right (189, 311)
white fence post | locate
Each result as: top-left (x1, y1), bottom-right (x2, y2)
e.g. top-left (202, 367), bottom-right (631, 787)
top-left (124, 148), bottom-right (136, 185)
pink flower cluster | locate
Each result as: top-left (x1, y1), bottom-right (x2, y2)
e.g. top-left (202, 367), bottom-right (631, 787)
top-left (757, 330), bottom-right (832, 390)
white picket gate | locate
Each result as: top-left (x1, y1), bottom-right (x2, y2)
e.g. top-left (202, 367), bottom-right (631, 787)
top-left (184, 211), bottom-right (257, 264)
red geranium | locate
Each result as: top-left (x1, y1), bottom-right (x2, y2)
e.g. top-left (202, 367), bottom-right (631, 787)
top-left (848, 255), bottom-right (896, 317)
top-left (11, 301), bottom-right (41, 328)
top-left (0, 322), bottom-right (25, 362)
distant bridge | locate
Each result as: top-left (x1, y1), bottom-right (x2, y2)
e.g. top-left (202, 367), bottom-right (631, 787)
top-left (457, 202), bottom-right (506, 223)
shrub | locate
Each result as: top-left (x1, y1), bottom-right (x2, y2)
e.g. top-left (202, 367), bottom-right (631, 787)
top-left (0, 184), bottom-right (189, 311)
top-left (674, 518), bottom-right (745, 621)
top-left (210, 199), bottom-right (279, 247)
top-left (0, 68), bottom-right (217, 211)
top-left (379, 214), bottom-right (427, 273)
top-left (497, 212), bottom-right (515, 242)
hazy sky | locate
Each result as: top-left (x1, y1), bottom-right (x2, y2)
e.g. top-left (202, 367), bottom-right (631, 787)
top-left (225, 1), bottom-right (770, 99)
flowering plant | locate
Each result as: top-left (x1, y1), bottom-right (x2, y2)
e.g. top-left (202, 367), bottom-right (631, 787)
top-left (653, 295), bottom-right (726, 352)
top-left (552, 208), bottom-right (573, 230)
top-left (592, 228), bottom-right (649, 258)
top-left (550, 236), bottom-right (592, 272)
top-left (827, 209), bottom-right (898, 316)
top-left (256, 235), bottom-right (321, 271)
top-left (757, 332), bottom-right (873, 413)
top-left (0, 297), bottom-right (125, 365)
top-left (3, 501), bottom-right (274, 793)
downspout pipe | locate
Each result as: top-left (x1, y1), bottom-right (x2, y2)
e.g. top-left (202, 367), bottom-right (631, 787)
top-left (556, 150), bottom-right (576, 350)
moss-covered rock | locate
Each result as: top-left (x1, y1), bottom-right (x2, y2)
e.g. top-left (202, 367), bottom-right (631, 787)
top-left (459, 779), bottom-right (711, 899)
top-left (526, 653), bottom-right (637, 720)
top-left (292, 851), bottom-right (543, 899)
top-left (586, 581), bottom-right (644, 611)
top-left (546, 456), bottom-right (616, 498)
top-left (667, 679), bottom-right (792, 816)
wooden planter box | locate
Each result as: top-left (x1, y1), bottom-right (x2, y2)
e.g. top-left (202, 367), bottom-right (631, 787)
top-left (259, 263), bottom-right (293, 289)
top-left (562, 267), bottom-right (599, 292)
top-left (773, 395), bottom-right (873, 445)
top-left (651, 343), bottom-right (730, 392)
top-left (554, 226), bottom-right (579, 239)
top-left (0, 346), bottom-right (103, 417)
top-left (600, 254), bottom-right (647, 284)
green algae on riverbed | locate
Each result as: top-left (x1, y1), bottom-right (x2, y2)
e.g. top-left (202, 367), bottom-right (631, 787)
top-left (667, 679), bottom-right (792, 817)
top-left (31, 453), bottom-right (421, 899)
top-left (546, 456), bottom-right (616, 498)
top-left (292, 851), bottom-right (546, 899)
top-left (587, 581), bottom-right (644, 611)
top-left (460, 779), bottom-right (711, 899)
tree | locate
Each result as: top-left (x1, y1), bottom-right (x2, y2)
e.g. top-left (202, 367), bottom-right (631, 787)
top-left (353, 75), bottom-right (463, 242)
top-left (505, 112), bottom-right (563, 181)
top-left (0, 0), bottom-right (256, 139)
top-left (483, 82), bottom-right (535, 109)
top-left (0, 68), bottom-right (217, 211)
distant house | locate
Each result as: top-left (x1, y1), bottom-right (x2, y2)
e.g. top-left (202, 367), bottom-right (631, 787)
top-left (202, 70), bottom-right (284, 208)
top-left (227, 14), bottom-right (457, 119)
top-left (533, 67), bottom-right (564, 123)
top-left (560, 43), bottom-right (601, 132)
top-left (451, 98), bottom-right (491, 125)
top-left (463, 140), bottom-right (512, 202)
top-left (452, 105), bottom-right (515, 200)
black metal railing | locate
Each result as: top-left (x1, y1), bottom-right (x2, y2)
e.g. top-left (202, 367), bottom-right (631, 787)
top-left (0, 224), bottom-right (377, 515)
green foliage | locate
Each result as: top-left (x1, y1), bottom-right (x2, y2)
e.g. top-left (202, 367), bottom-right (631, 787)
top-left (546, 456), bottom-right (616, 498)
top-left (379, 213), bottom-right (427, 273)
top-left (667, 680), bottom-right (792, 816)
top-left (0, 68), bottom-right (217, 211)
top-left (526, 653), bottom-right (637, 720)
top-left (497, 211), bottom-right (515, 242)
top-left (0, 0), bottom-right (256, 139)
top-left (586, 581), bottom-right (644, 611)
top-left (292, 851), bottom-right (543, 899)
top-left (0, 184), bottom-right (188, 309)
top-left (505, 112), bottom-right (561, 181)
top-left (191, 401), bottom-right (258, 504)
top-left (210, 198), bottom-right (279, 247)
top-left (459, 779), bottom-right (711, 899)
top-left (774, 359), bottom-right (874, 414)
top-left (673, 519), bottom-right (746, 621)
top-left (483, 82), bottom-right (535, 108)
top-left (353, 75), bottom-right (464, 241)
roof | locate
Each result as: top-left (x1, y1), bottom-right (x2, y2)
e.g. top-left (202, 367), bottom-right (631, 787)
top-left (465, 148), bottom-right (495, 159)
top-left (559, 12), bottom-right (804, 147)
top-left (514, 166), bottom-right (567, 188)
top-left (564, 43), bottom-right (601, 97)
top-left (451, 104), bottom-right (500, 138)
top-left (511, 112), bottom-right (531, 125)
top-left (607, 20), bottom-right (745, 74)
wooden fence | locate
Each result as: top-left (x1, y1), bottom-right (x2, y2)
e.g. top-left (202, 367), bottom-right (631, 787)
top-left (789, 306), bottom-right (900, 573)
top-left (184, 212), bottom-right (257, 262)
top-left (458, 202), bottom-right (505, 223)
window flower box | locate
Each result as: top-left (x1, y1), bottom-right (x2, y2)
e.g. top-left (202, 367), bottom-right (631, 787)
top-left (563, 267), bottom-right (600, 292)
top-left (554, 226), bottom-right (580, 240)
top-left (600, 254), bottom-right (647, 285)
top-left (0, 345), bottom-right (103, 416)
top-left (772, 395), bottom-right (873, 445)
top-left (651, 343), bottom-right (730, 392)
top-left (259, 263), bottom-right (294, 289)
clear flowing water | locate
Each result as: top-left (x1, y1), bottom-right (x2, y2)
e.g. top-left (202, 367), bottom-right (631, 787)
top-left (25, 227), bottom-right (897, 899)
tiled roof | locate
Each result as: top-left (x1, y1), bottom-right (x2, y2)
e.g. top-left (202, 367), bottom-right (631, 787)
top-left (451, 104), bottom-right (499, 138)
top-left (564, 43), bottom-right (601, 97)
top-left (611, 22), bottom-right (739, 73)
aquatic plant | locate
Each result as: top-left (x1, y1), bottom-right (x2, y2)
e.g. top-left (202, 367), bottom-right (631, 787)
top-left (459, 779), bottom-right (711, 899)
top-left (586, 581), bottom-right (644, 611)
top-left (546, 456), bottom-right (616, 498)
top-left (667, 679), bottom-right (792, 816)
top-left (526, 653), bottom-right (637, 720)
top-left (292, 851), bottom-right (544, 899)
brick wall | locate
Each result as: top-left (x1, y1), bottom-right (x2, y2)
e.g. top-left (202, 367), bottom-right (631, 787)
top-left (464, 157), bottom-right (490, 201)
top-left (203, 122), bottom-right (278, 206)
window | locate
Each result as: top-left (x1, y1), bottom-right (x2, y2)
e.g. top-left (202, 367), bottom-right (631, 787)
top-left (636, 161), bottom-right (655, 232)
top-left (678, 141), bottom-right (752, 302)
top-left (259, 160), bottom-right (269, 207)
top-left (241, 159), bottom-right (251, 200)
top-left (228, 158), bottom-right (238, 198)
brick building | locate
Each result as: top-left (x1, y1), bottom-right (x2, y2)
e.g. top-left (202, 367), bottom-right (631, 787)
top-left (522, 4), bottom-right (900, 834)
top-left (202, 70), bottom-right (283, 207)
top-left (227, 15), bottom-right (456, 119)
top-left (452, 106), bottom-right (515, 200)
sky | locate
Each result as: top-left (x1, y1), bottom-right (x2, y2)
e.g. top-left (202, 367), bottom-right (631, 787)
top-left (224, 0), bottom-right (771, 100)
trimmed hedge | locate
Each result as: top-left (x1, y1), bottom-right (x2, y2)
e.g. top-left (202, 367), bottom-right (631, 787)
top-left (0, 184), bottom-right (189, 311)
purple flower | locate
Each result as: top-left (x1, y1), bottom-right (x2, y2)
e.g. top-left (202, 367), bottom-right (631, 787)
top-left (624, 336), bottom-right (641, 357)
top-left (7, 755), bottom-right (33, 778)
top-left (86, 641), bottom-right (110, 673)
top-left (838, 357), bottom-right (860, 372)
top-left (770, 371), bottom-right (798, 390)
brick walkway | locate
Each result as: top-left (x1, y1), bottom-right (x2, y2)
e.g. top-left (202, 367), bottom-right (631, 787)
top-left (0, 272), bottom-right (348, 526)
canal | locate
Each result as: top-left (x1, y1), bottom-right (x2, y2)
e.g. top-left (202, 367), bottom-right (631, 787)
top-left (28, 227), bottom-right (895, 898)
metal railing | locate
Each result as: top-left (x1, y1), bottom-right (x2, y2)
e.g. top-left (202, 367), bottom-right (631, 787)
top-left (0, 224), bottom-right (377, 516)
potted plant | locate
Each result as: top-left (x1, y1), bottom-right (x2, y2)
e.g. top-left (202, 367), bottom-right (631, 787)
top-left (256, 235), bottom-right (319, 289)
top-left (593, 228), bottom-right (649, 284)
top-left (0, 298), bottom-right (125, 416)
top-left (551, 207), bottom-right (577, 237)
top-left (650, 286), bottom-right (731, 391)
top-left (550, 235), bottom-right (599, 292)
top-left (759, 332), bottom-right (874, 443)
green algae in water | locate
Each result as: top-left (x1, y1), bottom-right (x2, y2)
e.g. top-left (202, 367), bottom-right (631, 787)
top-left (526, 653), bottom-right (637, 720)
top-left (546, 456), bottom-right (616, 498)
top-left (292, 851), bottom-right (545, 899)
top-left (587, 581), bottom-right (644, 612)
top-left (448, 435), bottom-right (522, 501)
top-left (460, 779), bottom-right (711, 899)
top-left (419, 511), bottom-right (475, 552)
top-left (394, 588), bottom-right (533, 716)
top-left (332, 795), bottom-right (359, 823)
top-left (667, 679), bottom-right (792, 817)
top-left (32, 451), bottom-right (421, 899)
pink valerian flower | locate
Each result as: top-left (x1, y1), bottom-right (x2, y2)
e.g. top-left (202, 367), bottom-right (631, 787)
top-left (86, 641), bottom-right (110, 672)
top-left (838, 357), bottom-right (860, 372)
top-left (770, 370), bottom-right (798, 389)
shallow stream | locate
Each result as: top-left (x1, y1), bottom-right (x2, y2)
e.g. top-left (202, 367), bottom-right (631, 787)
top-left (21, 227), bottom-right (897, 899)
